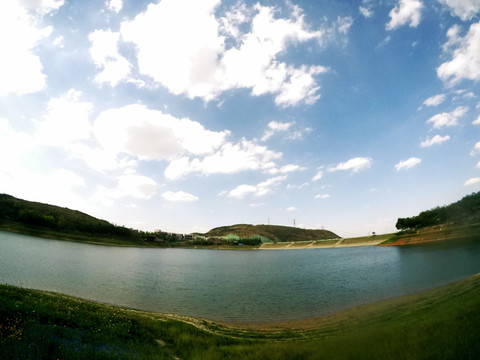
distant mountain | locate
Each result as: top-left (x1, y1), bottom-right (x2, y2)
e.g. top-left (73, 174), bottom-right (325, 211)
top-left (204, 224), bottom-right (339, 243)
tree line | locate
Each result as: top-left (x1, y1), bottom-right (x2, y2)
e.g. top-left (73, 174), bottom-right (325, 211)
top-left (396, 192), bottom-right (480, 232)
top-left (0, 194), bottom-right (145, 241)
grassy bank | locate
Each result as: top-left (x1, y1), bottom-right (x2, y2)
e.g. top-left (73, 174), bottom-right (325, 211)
top-left (2, 274), bottom-right (480, 359)
top-left (380, 223), bottom-right (480, 246)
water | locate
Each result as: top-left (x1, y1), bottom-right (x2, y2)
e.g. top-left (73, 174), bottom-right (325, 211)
top-left (1, 231), bottom-right (480, 323)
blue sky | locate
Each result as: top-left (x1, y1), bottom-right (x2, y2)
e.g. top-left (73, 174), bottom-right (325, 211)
top-left (1, 0), bottom-right (480, 237)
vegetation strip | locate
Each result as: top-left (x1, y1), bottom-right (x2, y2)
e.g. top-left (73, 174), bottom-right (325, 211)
top-left (3, 191), bottom-right (480, 250)
top-left (2, 274), bottom-right (480, 359)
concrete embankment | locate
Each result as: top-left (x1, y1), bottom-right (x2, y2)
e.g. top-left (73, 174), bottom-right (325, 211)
top-left (259, 236), bottom-right (386, 250)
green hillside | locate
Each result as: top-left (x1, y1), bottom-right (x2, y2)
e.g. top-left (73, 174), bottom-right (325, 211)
top-left (205, 224), bottom-right (339, 243)
top-left (0, 193), bottom-right (151, 246)
top-left (382, 192), bottom-right (480, 246)
top-left (395, 192), bottom-right (480, 231)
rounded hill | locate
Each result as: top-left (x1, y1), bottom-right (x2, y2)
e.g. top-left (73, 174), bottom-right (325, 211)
top-left (204, 224), bottom-right (339, 243)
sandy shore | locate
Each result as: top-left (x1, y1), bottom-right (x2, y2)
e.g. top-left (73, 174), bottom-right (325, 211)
top-left (259, 237), bottom-right (384, 250)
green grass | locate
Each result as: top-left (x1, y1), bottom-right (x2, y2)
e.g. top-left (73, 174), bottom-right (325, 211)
top-left (2, 274), bottom-right (480, 359)
top-left (341, 233), bottom-right (394, 244)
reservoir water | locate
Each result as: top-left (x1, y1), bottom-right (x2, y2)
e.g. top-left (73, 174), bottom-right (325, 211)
top-left (1, 231), bottom-right (480, 323)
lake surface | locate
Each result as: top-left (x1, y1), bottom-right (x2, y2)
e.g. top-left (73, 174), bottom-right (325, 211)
top-left (1, 231), bottom-right (480, 323)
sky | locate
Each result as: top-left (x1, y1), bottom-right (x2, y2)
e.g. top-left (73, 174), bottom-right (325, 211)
top-left (1, 0), bottom-right (480, 237)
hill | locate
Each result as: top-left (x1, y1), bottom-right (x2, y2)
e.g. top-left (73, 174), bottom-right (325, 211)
top-left (0, 193), bottom-right (151, 246)
top-left (204, 224), bottom-right (339, 243)
top-left (383, 192), bottom-right (480, 246)
top-left (395, 192), bottom-right (480, 231)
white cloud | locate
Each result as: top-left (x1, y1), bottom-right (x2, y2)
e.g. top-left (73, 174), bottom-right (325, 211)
top-left (227, 176), bottom-right (286, 199)
top-left (89, 29), bottom-right (132, 86)
top-left (2, 167), bottom-right (86, 211)
top-left (473, 115), bottom-right (480, 125)
top-left (92, 174), bottom-right (157, 206)
top-left (426, 106), bottom-right (468, 128)
top-left (437, 0), bottom-right (480, 21)
top-left (248, 203), bottom-right (266, 209)
top-left (273, 65), bottom-right (328, 107)
top-left (0, 118), bottom-right (36, 189)
top-left (0, 119), bottom-right (86, 209)
top-left (268, 164), bottom-right (301, 175)
top-left (477, 161), bottom-right (480, 168)
top-left (268, 121), bottom-right (292, 131)
top-left (314, 194), bottom-right (330, 199)
top-left (120, 0), bottom-right (224, 100)
top-left (336, 16), bottom-right (353, 35)
top-left (465, 177), bottom-right (480, 186)
top-left (375, 36), bottom-right (392, 49)
top-left (19, 0), bottom-right (65, 14)
top-left (52, 35), bottom-right (64, 48)
top-left (359, 0), bottom-right (374, 17)
top-left (470, 141), bottom-right (480, 155)
top-left (287, 182), bottom-right (309, 190)
top-left (328, 157), bottom-right (372, 173)
top-left (359, 6), bottom-right (373, 17)
top-left (32, 169), bottom-right (85, 209)
top-left (285, 206), bottom-right (297, 212)
top-left (261, 121), bottom-right (293, 141)
top-left (423, 94), bottom-right (446, 107)
top-left (69, 143), bottom-right (136, 173)
top-left (0, 1), bottom-right (55, 95)
top-left (35, 89), bottom-right (93, 147)
top-left (394, 157), bottom-right (421, 171)
top-left (118, 174), bottom-right (157, 199)
top-left (312, 170), bottom-right (323, 181)
top-left (442, 24), bottom-right (462, 52)
top-left (120, 1), bottom-right (331, 106)
top-left (438, 23), bottom-right (480, 85)
top-left (286, 127), bottom-right (313, 141)
top-left (94, 104), bottom-right (229, 162)
top-left (162, 190), bottom-right (198, 202)
top-left (386, 0), bottom-right (423, 30)
top-left (420, 134), bottom-right (450, 147)
top-left (164, 139), bottom-right (282, 180)
top-left (91, 103), bottom-right (297, 180)
top-left (107, 0), bottom-right (122, 13)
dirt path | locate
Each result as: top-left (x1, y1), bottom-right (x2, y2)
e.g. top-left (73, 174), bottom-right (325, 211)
top-left (334, 239), bottom-right (344, 246)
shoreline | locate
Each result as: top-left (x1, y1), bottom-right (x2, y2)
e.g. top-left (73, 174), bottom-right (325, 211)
top-left (98, 271), bottom-right (480, 332)
top-left (2, 272), bottom-right (479, 332)
top-left (213, 272), bottom-right (480, 331)
top-left (0, 228), bottom-right (391, 250)
top-left (258, 237), bottom-right (385, 250)
top-left (2, 275), bottom-right (479, 358)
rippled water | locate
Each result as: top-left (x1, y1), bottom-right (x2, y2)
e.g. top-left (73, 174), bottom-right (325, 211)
top-left (1, 231), bottom-right (480, 323)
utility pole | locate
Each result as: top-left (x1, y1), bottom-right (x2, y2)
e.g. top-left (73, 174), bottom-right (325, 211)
top-left (293, 218), bottom-right (296, 228)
